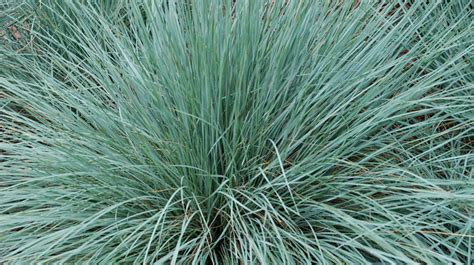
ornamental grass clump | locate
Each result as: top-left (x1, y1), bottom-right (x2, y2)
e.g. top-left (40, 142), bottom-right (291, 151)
top-left (0, 0), bottom-right (473, 263)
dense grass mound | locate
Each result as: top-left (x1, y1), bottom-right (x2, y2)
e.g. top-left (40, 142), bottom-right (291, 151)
top-left (1, 0), bottom-right (473, 263)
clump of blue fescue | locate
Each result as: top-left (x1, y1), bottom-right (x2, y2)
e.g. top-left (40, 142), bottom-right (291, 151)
top-left (1, 0), bottom-right (473, 263)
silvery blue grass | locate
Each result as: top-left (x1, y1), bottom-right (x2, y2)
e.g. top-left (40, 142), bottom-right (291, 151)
top-left (0, 0), bottom-right (473, 263)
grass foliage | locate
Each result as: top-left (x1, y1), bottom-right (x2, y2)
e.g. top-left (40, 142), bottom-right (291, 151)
top-left (1, 0), bottom-right (473, 263)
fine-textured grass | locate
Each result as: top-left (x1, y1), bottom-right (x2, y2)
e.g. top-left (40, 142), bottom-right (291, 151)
top-left (0, 0), bottom-right (473, 263)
